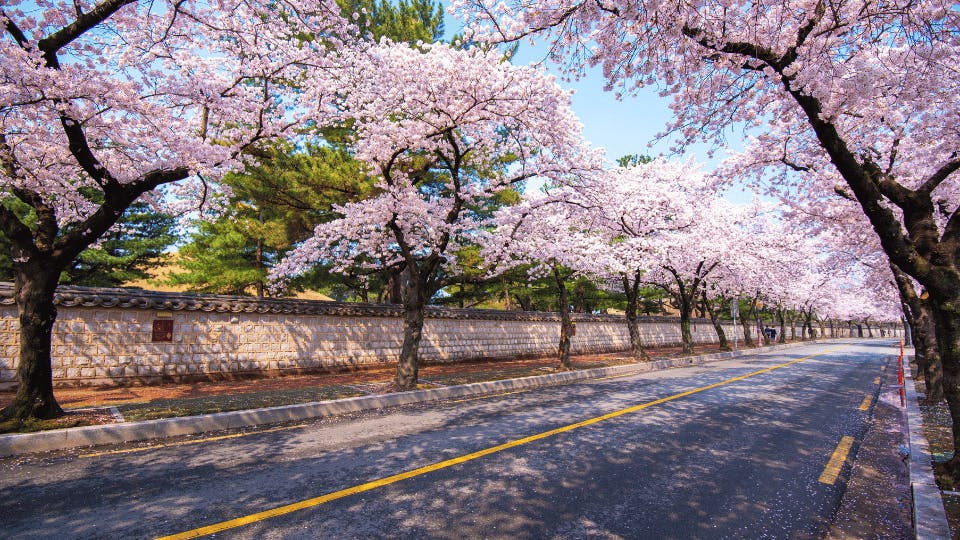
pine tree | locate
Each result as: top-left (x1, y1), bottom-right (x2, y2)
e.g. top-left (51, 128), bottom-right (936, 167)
top-left (171, 1), bottom-right (445, 298)
top-left (60, 202), bottom-right (176, 287)
top-left (0, 198), bottom-right (175, 288)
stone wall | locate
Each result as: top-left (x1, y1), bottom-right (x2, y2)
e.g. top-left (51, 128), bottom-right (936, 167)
top-left (0, 283), bottom-right (878, 387)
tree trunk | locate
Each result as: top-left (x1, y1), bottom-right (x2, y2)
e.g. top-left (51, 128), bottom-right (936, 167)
top-left (915, 302), bottom-right (945, 402)
top-left (255, 236), bottom-right (265, 298)
top-left (1, 267), bottom-right (65, 421)
top-left (777, 309), bottom-right (787, 343)
top-left (554, 267), bottom-right (573, 369)
top-left (865, 320), bottom-right (874, 338)
top-left (255, 208), bottom-right (265, 298)
top-left (702, 292), bottom-right (730, 351)
top-left (679, 304), bottom-right (694, 354)
top-left (502, 278), bottom-right (512, 310)
top-left (573, 280), bottom-right (587, 313)
top-left (753, 301), bottom-right (769, 345)
top-left (932, 300), bottom-right (960, 481)
top-left (395, 266), bottom-right (426, 390)
top-left (741, 310), bottom-right (755, 347)
top-left (384, 268), bottom-right (403, 304)
top-left (703, 292), bottom-right (737, 351)
top-left (359, 282), bottom-right (369, 303)
top-left (623, 273), bottom-right (649, 361)
top-left (790, 314), bottom-right (797, 340)
top-left (667, 270), bottom-right (696, 354)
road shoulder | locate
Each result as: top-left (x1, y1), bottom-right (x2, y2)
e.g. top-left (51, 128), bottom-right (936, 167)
top-left (827, 355), bottom-right (912, 539)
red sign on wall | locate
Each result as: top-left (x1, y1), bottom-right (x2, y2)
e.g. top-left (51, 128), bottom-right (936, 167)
top-left (152, 319), bottom-right (173, 342)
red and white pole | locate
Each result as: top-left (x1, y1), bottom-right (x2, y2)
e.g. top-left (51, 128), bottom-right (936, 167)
top-left (898, 339), bottom-right (906, 407)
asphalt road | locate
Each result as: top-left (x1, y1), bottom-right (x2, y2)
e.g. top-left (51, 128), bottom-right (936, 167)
top-left (0, 340), bottom-right (898, 539)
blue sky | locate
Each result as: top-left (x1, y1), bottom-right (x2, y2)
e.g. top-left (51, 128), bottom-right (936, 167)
top-left (511, 45), bottom-right (682, 164)
top-left (442, 5), bottom-right (745, 174)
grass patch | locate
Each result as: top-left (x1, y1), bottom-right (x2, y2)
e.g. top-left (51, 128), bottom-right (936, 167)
top-left (0, 417), bottom-right (84, 434)
top-left (0, 409), bottom-right (116, 434)
top-left (117, 385), bottom-right (363, 421)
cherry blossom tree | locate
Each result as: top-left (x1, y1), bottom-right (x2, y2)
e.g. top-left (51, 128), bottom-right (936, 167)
top-left (482, 188), bottom-right (609, 368)
top-left (272, 41), bottom-right (600, 388)
top-left (752, 164), bottom-right (942, 386)
top-left (578, 159), bottom-right (704, 358)
top-left (0, 0), bottom-right (350, 421)
top-left (807, 201), bottom-right (943, 398)
top-left (454, 0), bottom-right (960, 476)
top-left (643, 198), bottom-right (758, 353)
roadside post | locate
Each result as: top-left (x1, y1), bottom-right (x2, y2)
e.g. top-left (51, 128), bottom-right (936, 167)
top-left (898, 339), bottom-right (906, 407)
top-left (731, 301), bottom-right (739, 351)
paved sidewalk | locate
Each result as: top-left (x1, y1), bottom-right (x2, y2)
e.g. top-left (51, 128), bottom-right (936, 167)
top-left (827, 355), bottom-right (913, 539)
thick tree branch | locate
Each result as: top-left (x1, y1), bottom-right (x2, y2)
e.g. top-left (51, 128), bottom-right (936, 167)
top-left (37, 0), bottom-right (135, 64)
top-left (52, 166), bottom-right (189, 264)
top-left (58, 116), bottom-right (119, 188)
top-left (2, 10), bottom-right (29, 47)
top-left (919, 156), bottom-right (960, 196)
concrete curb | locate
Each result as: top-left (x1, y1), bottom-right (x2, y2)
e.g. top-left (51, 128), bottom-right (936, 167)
top-left (902, 355), bottom-right (951, 539)
top-left (0, 339), bottom-right (834, 457)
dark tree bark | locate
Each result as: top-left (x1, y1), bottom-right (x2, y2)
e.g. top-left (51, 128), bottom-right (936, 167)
top-left (703, 291), bottom-right (730, 351)
top-left (664, 265), bottom-right (705, 354)
top-left (573, 280), bottom-right (587, 313)
top-left (679, 304), bottom-right (693, 353)
top-left (553, 266), bottom-right (573, 369)
top-left (4, 267), bottom-right (63, 420)
top-left (741, 308), bottom-right (755, 347)
top-left (622, 271), bottom-right (649, 361)
top-left (0, 173), bottom-right (187, 422)
top-left (395, 265), bottom-right (428, 390)
top-left (893, 265), bottom-right (943, 402)
top-left (776, 307), bottom-right (787, 343)
top-left (383, 269), bottom-right (404, 304)
top-left (934, 300), bottom-right (960, 481)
